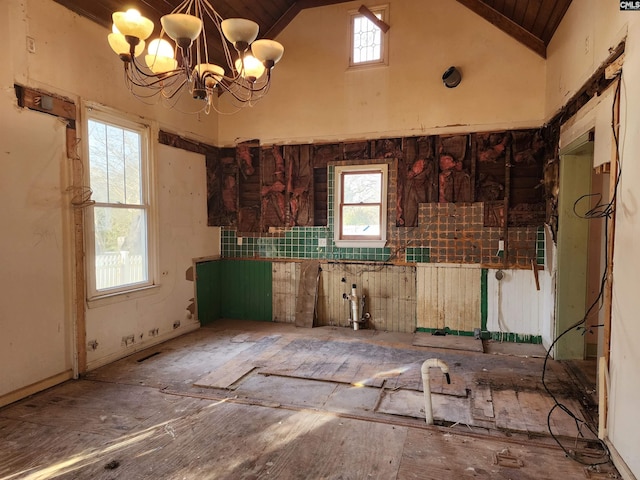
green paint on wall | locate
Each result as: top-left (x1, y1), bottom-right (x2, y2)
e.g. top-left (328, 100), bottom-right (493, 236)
top-left (195, 259), bottom-right (273, 323)
top-left (196, 260), bottom-right (221, 325)
top-left (415, 327), bottom-right (542, 344)
top-left (481, 268), bottom-right (488, 335)
top-left (219, 260), bottom-right (273, 321)
top-left (415, 327), bottom-right (476, 337)
top-left (489, 332), bottom-right (543, 344)
top-left (556, 149), bottom-right (592, 359)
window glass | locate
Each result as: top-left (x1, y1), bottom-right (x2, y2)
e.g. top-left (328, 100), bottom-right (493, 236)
top-left (86, 112), bottom-right (153, 297)
top-left (343, 172), bottom-right (382, 203)
top-left (353, 14), bottom-right (382, 63)
top-left (350, 6), bottom-right (388, 67)
top-left (334, 164), bottom-right (387, 247)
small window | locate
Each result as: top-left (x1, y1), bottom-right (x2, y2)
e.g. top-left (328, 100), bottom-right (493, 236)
top-left (334, 164), bottom-right (388, 247)
top-left (85, 108), bottom-right (156, 299)
top-left (350, 5), bottom-right (388, 67)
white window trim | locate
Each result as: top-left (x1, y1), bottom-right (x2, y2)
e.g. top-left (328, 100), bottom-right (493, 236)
top-left (83, 103), bottom-right (159, 304)
top-left (334, 163), bottom-right (388, 248)
top-left (349, 4), bottom-right (389, 68)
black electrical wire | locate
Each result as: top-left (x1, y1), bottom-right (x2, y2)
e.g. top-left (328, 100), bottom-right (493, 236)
top-left (541, 72), bottom-right (624, 467)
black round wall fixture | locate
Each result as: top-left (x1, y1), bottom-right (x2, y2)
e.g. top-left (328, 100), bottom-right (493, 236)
top-left (442, 66), bottom-right (462, 88)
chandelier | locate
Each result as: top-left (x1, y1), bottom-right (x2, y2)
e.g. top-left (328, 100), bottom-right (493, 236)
top-left (107, 0), bottom-right (285, 114)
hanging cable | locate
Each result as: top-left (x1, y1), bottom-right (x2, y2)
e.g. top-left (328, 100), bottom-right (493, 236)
top-left (541, 72), bottom-right (624, 467)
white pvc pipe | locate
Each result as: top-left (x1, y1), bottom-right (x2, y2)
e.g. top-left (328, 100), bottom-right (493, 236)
top-left (421, 358), bottom-right (451, 425)
top-left (351, 284), bottom-right (359, 330)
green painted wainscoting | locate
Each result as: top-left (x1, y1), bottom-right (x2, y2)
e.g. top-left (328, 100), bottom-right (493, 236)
top-left (196, 259), bottom-right (273, 323)
top-left (196, 260), bottom-right (221, 325)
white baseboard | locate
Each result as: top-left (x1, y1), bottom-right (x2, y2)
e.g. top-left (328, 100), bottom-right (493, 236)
top-left (606, 439), bottom-right (637, 480)
top-left (0, 370), bottom-right (74, 409)
top-left (86, 322), bottom-right (200, 371)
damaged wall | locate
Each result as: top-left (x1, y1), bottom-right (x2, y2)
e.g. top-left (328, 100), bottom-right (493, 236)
top-left (211, 128), bottom-right (549, 270)
top-left (86, 145), bottom-right (217, 370)
top-left (0, 0), bottom-right (219, 403)
top-left (546, 1), bottom-right (640, 477)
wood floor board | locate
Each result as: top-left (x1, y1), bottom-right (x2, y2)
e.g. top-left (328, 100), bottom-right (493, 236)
top-left (397, 428), bottom-right (595, 480)
top-left (0, 320), bottom-right (615, 480)
top-left (413, 332), bottom-right (485, 352)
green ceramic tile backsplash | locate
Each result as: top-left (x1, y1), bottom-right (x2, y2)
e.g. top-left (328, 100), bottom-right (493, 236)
top-left (536, 226), bottom-right (545, 265)
top-left (222, 226), bottom-right (391, 261)
top-left (221, 164), bottom-right (543, 267)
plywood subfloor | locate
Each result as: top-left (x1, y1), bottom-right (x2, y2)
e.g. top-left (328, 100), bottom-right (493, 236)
top-left (413, 332), bottom-right (485, 352)
top-left (0, 320), bottom-right (613, 479)
top-left (397, 427), bottom-right (604, 480)
top-left (484, 340), bottom-right (547, 357)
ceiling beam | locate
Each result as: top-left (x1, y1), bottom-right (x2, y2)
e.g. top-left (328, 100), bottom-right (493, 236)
top-left (456, 0), bottom-right (547, 58)
top-left (265, 0), bottom-right (353, 38)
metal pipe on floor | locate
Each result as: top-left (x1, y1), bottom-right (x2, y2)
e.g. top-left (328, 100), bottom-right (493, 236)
top-left (421, 358), bottom-right (451, 425)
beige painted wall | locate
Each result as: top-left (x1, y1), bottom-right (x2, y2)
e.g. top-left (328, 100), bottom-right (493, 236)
top-left (218, 0), bottom-right (546, 146)
top-left (0, 97), bottom-right (73, 398)
top-left (0, 0), bottom-right (219, 402)
top-left (8, 0), bottom-right (219, 144)
top-left (85, 145), bottom-right (218, 370)
top-left (547, 1), bottom-right (640, 476)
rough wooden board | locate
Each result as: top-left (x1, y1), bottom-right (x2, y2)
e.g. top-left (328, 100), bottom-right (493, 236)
top-left (235, 374), bottom-right (338, 409)
top-left (194, 363), bottom-right (257, 389)
top-left (397, 428), bottom-right (599, 480)
top-left (413, 332), bottom-right (484, 352)
top-left (377, 389), bottom-right (473, 426)
top-left (471, 384), bottom-right (495, 419)
top-left (0, 417), bottom-right (110, 478)
top-left (0, 320), bottom-right (616, 480)
top-left (193, 335), bottom-right (284, 389)
top-left (492, 389), bottom-right (531, 432)
top-left (260, 365), bottom-right (385, 388)
top-left (322, 384), bottom-right (381, 414)
top-left (484, 340), bottom-right (547, 357)
top-left (492, 389), bottom-right (595, 438)
top-left (383, 363), bottom-right (469, 397)
top-left (261, 338), bottom-right (469, 394)
top-left (2, 398), bottom-right (407, 480)
top-left (295, 260), bottom-right (320, 328)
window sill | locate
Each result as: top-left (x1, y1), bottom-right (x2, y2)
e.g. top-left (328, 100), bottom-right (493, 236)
top-left (87, 284), bottom-right (161, 309)
top-left (334, 240), bottom-right (386, 248)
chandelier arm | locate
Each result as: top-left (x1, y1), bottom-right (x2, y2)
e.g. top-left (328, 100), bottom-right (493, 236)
top-left (159, 78), bottom-right (189, 100)
top-left (216, 79), bottom-right (255, 103)
top-left (125, 62), bottom-right (185, 90)
top-left (111, 1), bottom-right (281, 114)
top-left (200, 0), bottom-right (236, 73)
top-left (125, 44), bottom-right (182, 82)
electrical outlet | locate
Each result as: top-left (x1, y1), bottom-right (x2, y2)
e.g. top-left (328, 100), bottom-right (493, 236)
top-left (498, 240), bottom-right (504, 251)
top-left (237, 237), bottom-right (243, 245)
top-left (584, 35), bottom-right (590, 55)
top-left (318, 238), bottom-right (327, 247)
top-left (26, 36), bottom-right (36, 54)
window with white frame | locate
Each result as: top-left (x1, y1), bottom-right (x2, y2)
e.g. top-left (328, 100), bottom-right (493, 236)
top-left (350, 5), bottom-right (388, 66)
top-left (85, 108), bottom-right (155, 299)
top-left (334, 164), bottom-right (388, 247)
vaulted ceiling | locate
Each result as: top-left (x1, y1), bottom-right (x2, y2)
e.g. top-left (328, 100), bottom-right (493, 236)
top-left (53, 0), bottom-right (572, 64)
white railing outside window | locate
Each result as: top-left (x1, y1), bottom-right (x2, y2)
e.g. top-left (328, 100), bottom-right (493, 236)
top-left (95, 252), bottom-right (145, 291)
top-left (85, 105), bottom-right (156, 300)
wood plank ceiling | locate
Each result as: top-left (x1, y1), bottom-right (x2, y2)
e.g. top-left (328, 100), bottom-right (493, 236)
top-left (52, 0), bottom-right (571, 67)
